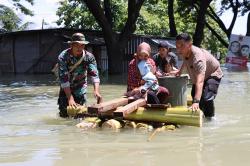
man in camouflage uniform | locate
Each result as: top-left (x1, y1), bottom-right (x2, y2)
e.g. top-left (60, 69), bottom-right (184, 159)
top-left (57, 33), bottom-right (102, 117)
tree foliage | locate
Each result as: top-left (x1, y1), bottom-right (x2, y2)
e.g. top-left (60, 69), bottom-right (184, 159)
top-left (57, 0), bottom-right (169, 35)
top-left (0, 0), bottom-right (34, 32)
top-left (56, 0), bottom-right (247, 62)
top-left (57, 0), bottom-right (101, 30)
top-left (9, 0), bottom-right (34, 16)
top-left (175, 1), bottom-right (228, 57)
top-left (136, 0), bottom-right (169, 36)
top-left (0, 4), bottom-right (20, 31)
top-left (0, 4), bottom-right (32, 31)
top-left (212, 0), bottom-right (250, 38)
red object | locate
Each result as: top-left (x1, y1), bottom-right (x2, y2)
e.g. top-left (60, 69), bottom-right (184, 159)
top-left (225, 56), bottom-right (248, 66)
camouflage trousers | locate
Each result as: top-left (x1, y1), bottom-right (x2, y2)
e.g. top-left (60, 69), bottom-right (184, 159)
top-left (57, 89), bottom-right (86, 118)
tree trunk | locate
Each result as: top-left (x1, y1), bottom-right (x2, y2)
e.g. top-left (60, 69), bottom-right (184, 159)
top-left (247, 12), bottom-right (250, 36)
top-left (206, 2), bottom-right (240, 42)
top-left (83, 0), bottom-right (144, 74)
top-left (104, 0), bottom-right (113, 29)
top-left (168, 0), bottom-right (177, 37)
top-left (205, 22), bottom-right (229, 48)
top-left (193, 0), bottom-right (212, 47)
top-left (106, 37), bottom-right (125, 74)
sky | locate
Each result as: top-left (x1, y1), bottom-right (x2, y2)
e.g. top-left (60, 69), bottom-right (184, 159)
top-left (1, 0), bottom-right (249, 35)
top-left (1, 0), bottom-right (61, 29)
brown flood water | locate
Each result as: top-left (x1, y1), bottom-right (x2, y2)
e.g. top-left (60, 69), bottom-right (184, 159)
top-left (0, 65), bottom-right (250, 166)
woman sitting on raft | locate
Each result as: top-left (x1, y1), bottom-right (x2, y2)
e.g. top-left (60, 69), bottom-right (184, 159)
top-left (126, 42), bottom-right (169, 104)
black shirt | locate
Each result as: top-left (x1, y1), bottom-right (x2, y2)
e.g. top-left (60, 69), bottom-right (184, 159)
top-left (153, 52), bottom-right (178, 71)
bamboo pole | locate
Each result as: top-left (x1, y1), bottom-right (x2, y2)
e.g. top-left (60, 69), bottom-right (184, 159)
top-left (135, 107), bottom-right (200, 116)
top-left (187, 95), bottom-right (192, 106)
top-left (147, 127), bottom-right (164, 142)
top-left (125, 106), bottom-right (203, 127)
top-left (67, 106), bottom-right (87, 117)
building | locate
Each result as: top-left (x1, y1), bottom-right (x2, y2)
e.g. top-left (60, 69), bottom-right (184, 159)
top-left (0, 28), bottom-right (176, 74)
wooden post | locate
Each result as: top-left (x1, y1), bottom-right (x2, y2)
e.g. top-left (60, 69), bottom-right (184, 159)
top-left (113, 99), bottom-right (147, 118)
top-left (87, 97), bottom-right (129, 115)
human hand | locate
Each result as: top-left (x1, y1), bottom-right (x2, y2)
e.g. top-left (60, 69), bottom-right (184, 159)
top-left (164, 70), bottom-right (179, 77)
top-left (156, 71), bottom-right (163, 77)
top-left (175, 70), bottom-right (181, 77)
top-left (68, 96), bottom-right (78, 108)
top-left (131, 88), bottom-right (140, 94)
top-left (189, 103), bottom-right (199, 112)
top-left (94, 91), bottom-right (103, 104)
top-left (140, 79), bottom-right (146, 85)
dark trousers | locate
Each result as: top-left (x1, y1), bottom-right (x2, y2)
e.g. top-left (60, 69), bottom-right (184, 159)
top-left (57, 89), bottom-right (86, 117)
top-left (147, 86), bottom-right (170, 104)
top-left (191, 77), bottom-right (221, 117)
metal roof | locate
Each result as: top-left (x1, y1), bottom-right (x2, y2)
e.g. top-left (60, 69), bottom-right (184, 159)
top-left (151, 39), bottom-right (176, 48)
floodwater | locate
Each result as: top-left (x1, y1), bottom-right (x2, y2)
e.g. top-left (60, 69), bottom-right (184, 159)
top-left (0, 66), bottom-right (250, 166)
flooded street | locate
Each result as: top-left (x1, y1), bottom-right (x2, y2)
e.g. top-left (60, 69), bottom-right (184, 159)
top-left (0, 66), bottom-right (250, 166)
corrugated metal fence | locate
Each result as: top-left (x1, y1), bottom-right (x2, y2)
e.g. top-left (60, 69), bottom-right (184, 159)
top-left (0, 29), bottom-right (174, 74)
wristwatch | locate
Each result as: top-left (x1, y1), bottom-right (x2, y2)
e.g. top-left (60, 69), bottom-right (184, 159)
top-left (192, 98), bottom-right (200, 104)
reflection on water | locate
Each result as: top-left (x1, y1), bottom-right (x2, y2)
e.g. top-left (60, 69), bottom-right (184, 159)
top-left (0, 69), bottom-right (250, 166)
top-left (224, 63), bottom-right (249, 72)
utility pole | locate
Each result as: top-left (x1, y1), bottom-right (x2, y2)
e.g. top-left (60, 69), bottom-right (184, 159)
top-left (247, 12), bottom-right (250, 36)
top-left (42, 19), bottom-right (44, 30)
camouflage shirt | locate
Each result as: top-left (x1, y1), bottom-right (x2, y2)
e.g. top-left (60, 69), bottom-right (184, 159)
top-left (58, 48), bottom-right (100, 97)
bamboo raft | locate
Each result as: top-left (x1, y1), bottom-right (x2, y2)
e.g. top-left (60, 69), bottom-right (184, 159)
top-left (68, 95), bottom-right (203, 127)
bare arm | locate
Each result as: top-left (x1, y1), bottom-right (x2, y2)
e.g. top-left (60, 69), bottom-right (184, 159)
top-left (190, 73), bottom-right (205, 111)
top-left (175, 63), bottom-right (186, 76)
top-left (194, 73), bottom-right (205, 101)
top-left (190, 53), bottom-right (206, 111)
top-left (86, 53), bottom-right (102, 104)
top-left (63, 87), bottom-right (77, 108)
top-left (58, 51), bottom-right (77, 108)
top-left (93, 82), bottom-right (102, 104)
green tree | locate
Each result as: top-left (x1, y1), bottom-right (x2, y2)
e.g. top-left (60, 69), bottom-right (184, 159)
top-left (57, 1), bottom-right (172, 37)
top-left (57, 0), bottom-right (145, 74)
top-left (83, 0), bottom-right (145, 74)
top-left (56, 0), bottom-right (101, 30)
top-left (242, 0), bottom-right (250, 35)
top-left (168, 0), bottom-right (177, 37)
top-left (0, 0), bottom-right (34, 31)
top-left (56, 0), bottom-right (237, 67)
top-left (0, 4), bottom-right (32, 31)
top-left (11, 0), bottom-right (34, 16)
top-left (135, 0), bottom-right (169, 36)
top-left (206, 0), bottom-right (250, 41)
top-left (175, 0), bottom-right (213, 47)
top-left (174, 0), bottom-right (228, 58)
top-left (0, 4), bottom-right (20, 31)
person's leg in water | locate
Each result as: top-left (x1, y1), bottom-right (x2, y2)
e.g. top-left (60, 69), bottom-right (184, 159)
top-left (58, 89), bottom-right (86, 118)
top-left (191, 77), bottom-right (221, 118)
